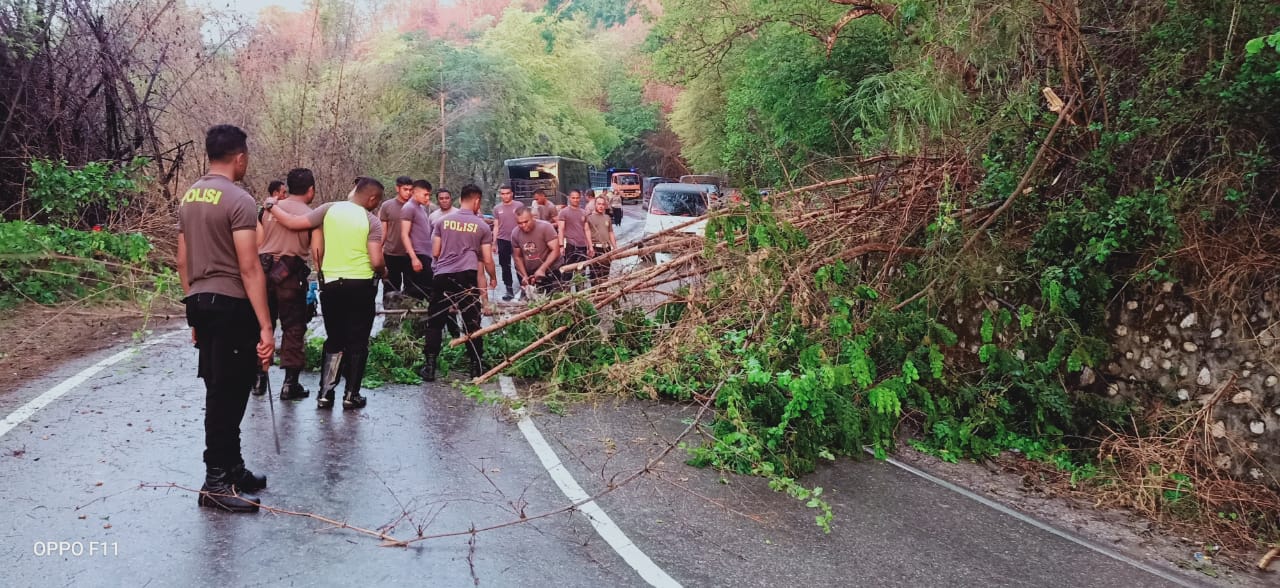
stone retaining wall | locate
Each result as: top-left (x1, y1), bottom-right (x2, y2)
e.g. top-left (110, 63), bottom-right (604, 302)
top-left (1105, 284), bottom-right (1279, 484)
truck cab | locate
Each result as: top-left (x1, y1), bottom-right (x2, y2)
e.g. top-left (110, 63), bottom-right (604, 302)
top-left (608, 167), bottom-right (642, 204)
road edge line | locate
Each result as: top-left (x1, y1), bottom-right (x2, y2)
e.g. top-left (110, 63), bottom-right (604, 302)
top-left (872, 450), bottom-right (1201, 588)
top-left (0, 329), bottom-right (183, 439)
top-left (499, 376), bottom-right (681, 588)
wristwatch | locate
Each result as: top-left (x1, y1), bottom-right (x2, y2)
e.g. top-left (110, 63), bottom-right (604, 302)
top-left (264, 199), bottom-right (275, 210)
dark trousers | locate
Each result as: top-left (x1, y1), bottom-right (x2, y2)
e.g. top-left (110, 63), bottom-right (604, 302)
top-left (612, 208), bottom-right (623, 226)
top-left (496, 239), bottom-right (515, 293)
top-left (589, 244), bottom-right (613, 283)
top-left (320, 278), bottom-right (377, 357)
top-left (404, 256), bottom-right (433, 300)
top-left (424, 270), bottom-right (483, 365)
top-left (185, 293), bottom-right (257, 469)
top-left (267, 272), bottom-right (309, 369)
top-left (563, 244), bottom-right (589, 285)
top-left (384, 254), bottom-right (412, 294)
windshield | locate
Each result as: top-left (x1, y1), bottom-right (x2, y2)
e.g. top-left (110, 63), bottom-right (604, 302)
top-left (615, 174), bottom-right (639, 185)
top-left (652, 189), bottom-right (708, 217)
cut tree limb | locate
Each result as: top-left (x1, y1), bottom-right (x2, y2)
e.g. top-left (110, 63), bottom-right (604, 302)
top-left (472, 325), bottom-right (569, 384)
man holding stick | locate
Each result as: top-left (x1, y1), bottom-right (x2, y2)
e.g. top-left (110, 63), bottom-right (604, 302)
top-left (512, 207), bottom-right (563, 295)
top-left (177, 124), bottom-right (274, 513)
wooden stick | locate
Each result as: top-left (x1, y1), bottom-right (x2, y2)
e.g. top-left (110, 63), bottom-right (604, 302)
top-left (471, 325), bottom-right (569, 384)
top-left (1259, 546), bottom-right (1278, 571)
top-left (560, 238), bottom-right (699, 273)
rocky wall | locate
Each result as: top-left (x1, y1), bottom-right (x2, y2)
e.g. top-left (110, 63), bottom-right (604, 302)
top-left (1104, 284), bottom-right (1279, 485)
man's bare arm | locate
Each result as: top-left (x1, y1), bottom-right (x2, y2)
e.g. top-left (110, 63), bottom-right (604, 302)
top-left (367, 241), bottom-right (386, 276)
top-left (176, 233), bottom-right (190, 295)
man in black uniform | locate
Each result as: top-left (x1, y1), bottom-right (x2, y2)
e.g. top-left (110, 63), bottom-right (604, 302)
top-left (176, 124), bottom-right (275, 513)
top-left (421, 184), bottom-right (496, 381)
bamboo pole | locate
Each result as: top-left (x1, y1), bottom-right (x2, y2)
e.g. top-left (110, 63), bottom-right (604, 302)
top-left (471, 325), bottom-right (569, 384)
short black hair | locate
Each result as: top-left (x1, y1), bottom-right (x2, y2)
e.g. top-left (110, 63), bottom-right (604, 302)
top-left (532, 189), bottom-right (547, 198)
top-left (355, 177), bottom-right (385, 201)
top-left (568, 189), bottom-right (582, 197)
top-left (205, 124), bottom-right (247, 162)
top-left (498, 183), bottom-right (512, 191)
top-left (286, 168), bottom-right (315, 196)
top-left (268, 180), bottom-right (285, 194)
top-left (412, 179), bottom-right (433, 191)
top-left (396, 175), bottom-right (414, 186)
top-left (459, 184), bottom-right (483, 202)
top-left (436, 187), bottom-right (451, 197)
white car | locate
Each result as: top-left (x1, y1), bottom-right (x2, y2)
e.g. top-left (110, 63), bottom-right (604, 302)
top-left (641, 182), bottom-right (718, 263)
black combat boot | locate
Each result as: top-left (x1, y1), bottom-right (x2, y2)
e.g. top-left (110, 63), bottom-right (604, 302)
top-left (342, 349), bottom-right (368, 409)
top-left (251, 371), bottom-right (268, 396)
top-left (229, 460), bottom-right (266, 492)
top-left (197, 466), bottom-right (260, 513)
top-left (317, 352), bottom-right (343, 409)
top-left (468, 357), bottom-right (484, 379)
top-left (280, 368), bottom-right (309, 400)
top-left (419, 355), bottom-right (438, 382)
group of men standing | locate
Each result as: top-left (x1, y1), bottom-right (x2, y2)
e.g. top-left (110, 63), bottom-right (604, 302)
top-left (490, 185), bottom-right (620, 299)
top-left (176, 124), bottom-right (503, 514)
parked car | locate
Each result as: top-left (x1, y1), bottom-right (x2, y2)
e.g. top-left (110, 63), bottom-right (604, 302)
top-left (641, 176), bottom-right (676, 210)
top-left (642, 182), bottom-right (718, 263)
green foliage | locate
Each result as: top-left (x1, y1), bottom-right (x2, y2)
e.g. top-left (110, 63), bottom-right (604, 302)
top-left (26, 158), bottom-right (150, 228)
top-left (0, 221), bottom-right (156, 308)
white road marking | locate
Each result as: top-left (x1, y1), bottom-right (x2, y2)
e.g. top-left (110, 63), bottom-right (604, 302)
top-left (499, 376), bottom-right (681, 588)
top-left (873, 450), bottom-right (1199, 588)
top-left (0, 330), bottom-right (183, 439)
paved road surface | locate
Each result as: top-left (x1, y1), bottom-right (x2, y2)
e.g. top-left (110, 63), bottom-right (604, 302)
top-left (0, 204), bottom-right (1205, 587)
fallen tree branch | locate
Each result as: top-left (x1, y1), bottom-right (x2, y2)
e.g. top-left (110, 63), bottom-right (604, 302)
top-left (472, 325), bottom-right (569, 384)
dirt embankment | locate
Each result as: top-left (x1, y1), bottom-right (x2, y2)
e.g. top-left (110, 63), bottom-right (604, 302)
top-left (0, 303), bottom-right (182, 396)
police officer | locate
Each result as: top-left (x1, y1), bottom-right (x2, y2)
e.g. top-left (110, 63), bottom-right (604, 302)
top-left (584, 195), bottom-right (617, 284)
top-left (399, 179), bottom-right (434, 300)
top-left (557, 189), bottom-right (590, 285)
top-left (492, 183), bottom-right (524, 301)
top-left (421, 184), bottom-right (496, 381)
top-left (266, 178), bottom-right (387, 409)
top-left (254, 168), bottom-right (320, 400)
top-left (379, 176), bottom-right (414, 302)
top-left (512, 207), bottom-right (562, 294)
top-left (176, 124), bottom-right (274, 513)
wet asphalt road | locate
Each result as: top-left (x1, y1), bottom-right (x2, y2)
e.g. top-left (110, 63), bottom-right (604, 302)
top-left (0, 204), bottom-right (1203, 587)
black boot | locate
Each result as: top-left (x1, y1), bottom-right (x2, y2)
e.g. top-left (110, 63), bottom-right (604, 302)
top-left (342, 349), bottom-right (368, 409)
top-left (229, 460), bottom-right (266, 492)
top-left (317, 352), bottom-right (343, 409)
top-left (197, 466), bottom-right (260, 513)
top-left (280, 368), bottom-right (309, 400)
top-left (419, 355), bottom-right (438, 382)
top-left (251, 371), bottom-right (268, 396)
top-left (468, 342), bottom-right (484, 379)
